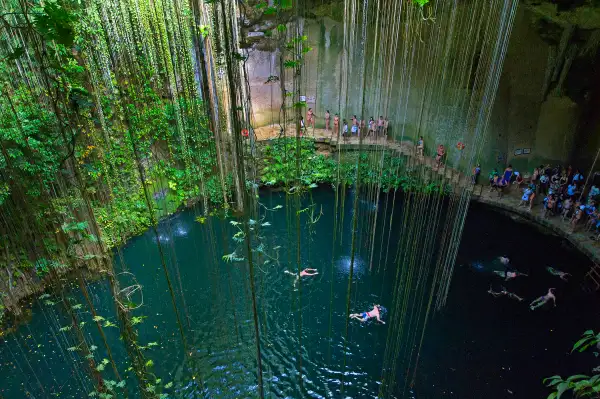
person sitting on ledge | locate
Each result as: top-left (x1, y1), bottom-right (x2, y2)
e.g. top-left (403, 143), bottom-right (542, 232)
top-left (350, 304), bottom-right (385, 324)
top-left (495, 176), bottom-right (508, 198)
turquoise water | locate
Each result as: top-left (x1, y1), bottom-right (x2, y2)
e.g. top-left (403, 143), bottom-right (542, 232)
top-left (0, 188), bottom-right (598, 398)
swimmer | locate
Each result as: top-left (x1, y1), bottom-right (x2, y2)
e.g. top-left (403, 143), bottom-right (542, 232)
top-left (546, 267), bottom-right (571, 282)
top-left (487, 285), bottom-right (524, 302)
top-left (530, 288), bottom-right (556, 311)
top-left (493, 270), bottom-right (528, 281)
top-left (350, 304), bottom-right (385, 324)
top-left (284, 268), bottom-right (318, 286)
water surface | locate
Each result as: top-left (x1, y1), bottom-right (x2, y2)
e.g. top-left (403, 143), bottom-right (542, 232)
top-left (0, 189), bottom-right (597, 398)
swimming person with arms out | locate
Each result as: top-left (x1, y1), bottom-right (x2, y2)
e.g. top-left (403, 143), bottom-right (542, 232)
top-left (546, 267), bottom-right (571, 282)
top-left (530, 288), bottom-right (556, 310)
top-left (284, 268), bottom-right (318, 287)
top-left (487, 285), bottom-right (524, 302)
top-left (350, 304), bottom-right (385, 324)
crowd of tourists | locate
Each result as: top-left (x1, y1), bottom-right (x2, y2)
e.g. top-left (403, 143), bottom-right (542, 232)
top-left (298, 109), bottom-right (390, 138)
top-left (484, 163), bottom-right (600, 235)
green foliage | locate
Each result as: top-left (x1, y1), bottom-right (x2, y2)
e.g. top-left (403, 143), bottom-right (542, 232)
top-left (414, 0), bottom-right (430, 6)
top-left (198, 25), bottom-right (209, 38)
top-left (293, 101), bottom-right (307, 109)
top-left (33, 0), bottom-right (78, 46)
top-left (34, 258), bottom-right (65, 276)
top-left (259, 138), bottom-right (453, 195)
top-left (284, 60), bottom-right (300, 68)
top-left (264, 6), bottom-right (278, 15)
top-left (544, 330), bottom-right (600, 398)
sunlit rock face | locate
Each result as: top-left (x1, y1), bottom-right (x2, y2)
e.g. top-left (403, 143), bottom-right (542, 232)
top-left (246, 5), bottom-right (600, 172)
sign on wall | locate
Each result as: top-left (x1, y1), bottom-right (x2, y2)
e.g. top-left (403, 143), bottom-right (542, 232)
top-left (514, 148), bottom-right (522, 155)
top-left (299, 95), bottom-right (316, 103)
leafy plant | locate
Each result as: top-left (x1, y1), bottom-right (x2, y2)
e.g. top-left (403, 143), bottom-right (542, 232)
top-left (544, 330), bottom-right (600, 398)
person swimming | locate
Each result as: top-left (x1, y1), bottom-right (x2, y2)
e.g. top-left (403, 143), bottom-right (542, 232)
top-left (284, 268), bottom-right (318, 286)
top-left (350, 304), bottom-right (385, 324)
top-left (530, 288), bottom-right (556, 310)
top-left (487, 285), bottom-right (524, 301)
top-left (546, 267), bottom-right (571, 282)
top-left (493, 270), bottom-right (527, 281)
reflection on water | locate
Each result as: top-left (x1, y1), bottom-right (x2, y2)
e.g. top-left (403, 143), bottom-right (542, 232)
top-left (336, 255), bottom-right (367, 279)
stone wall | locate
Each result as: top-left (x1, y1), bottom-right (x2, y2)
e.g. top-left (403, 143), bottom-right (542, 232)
top-left (246, 4), bottom-right (599, 177)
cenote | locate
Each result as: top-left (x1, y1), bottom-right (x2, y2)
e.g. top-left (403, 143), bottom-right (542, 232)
top-left (0, 188), bottom-right (598, 398)
top-left (3, 0), bottom-right (600, 398)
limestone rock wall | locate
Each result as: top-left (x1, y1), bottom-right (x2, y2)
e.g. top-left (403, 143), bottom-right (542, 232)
top-left (245, 4), bottom-right (599, 177)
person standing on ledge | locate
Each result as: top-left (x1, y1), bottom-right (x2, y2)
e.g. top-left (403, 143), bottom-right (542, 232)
top-left (416, 136), bottom-right (424, 159)
top-left (530, 288), bottom-right (556, 310)
top-left (377, 116), bottom-right (384, 136)
top-left (325, 110), bottom-right (331, 131)
top-left (435, 144), bottom-right (445, 169)
top-left (472, 164), bottom-right (481, 185)
top-left (307, 108), bottom-right (316, 129)
top-left (368, 117), bottom-right (375, 136)
top-left (351, 120), bottom-right (358, 136)
top-left (350, 304), bottom-right (385, 324)
top-left (342, 120), bottom-right (348, 141)
top-left (333, 113), bottom-right (340, 136)
top-left (299, 116), bottom-right (305, 136)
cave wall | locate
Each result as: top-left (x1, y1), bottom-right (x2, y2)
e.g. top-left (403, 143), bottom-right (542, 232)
top-left (246, 5), bottom-right (596, 177)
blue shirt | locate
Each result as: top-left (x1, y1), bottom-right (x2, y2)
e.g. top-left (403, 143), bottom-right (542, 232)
top-left (586, 206), bottom-right (596, 215)
top-left (567, 185), bottom-right (576, 196)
